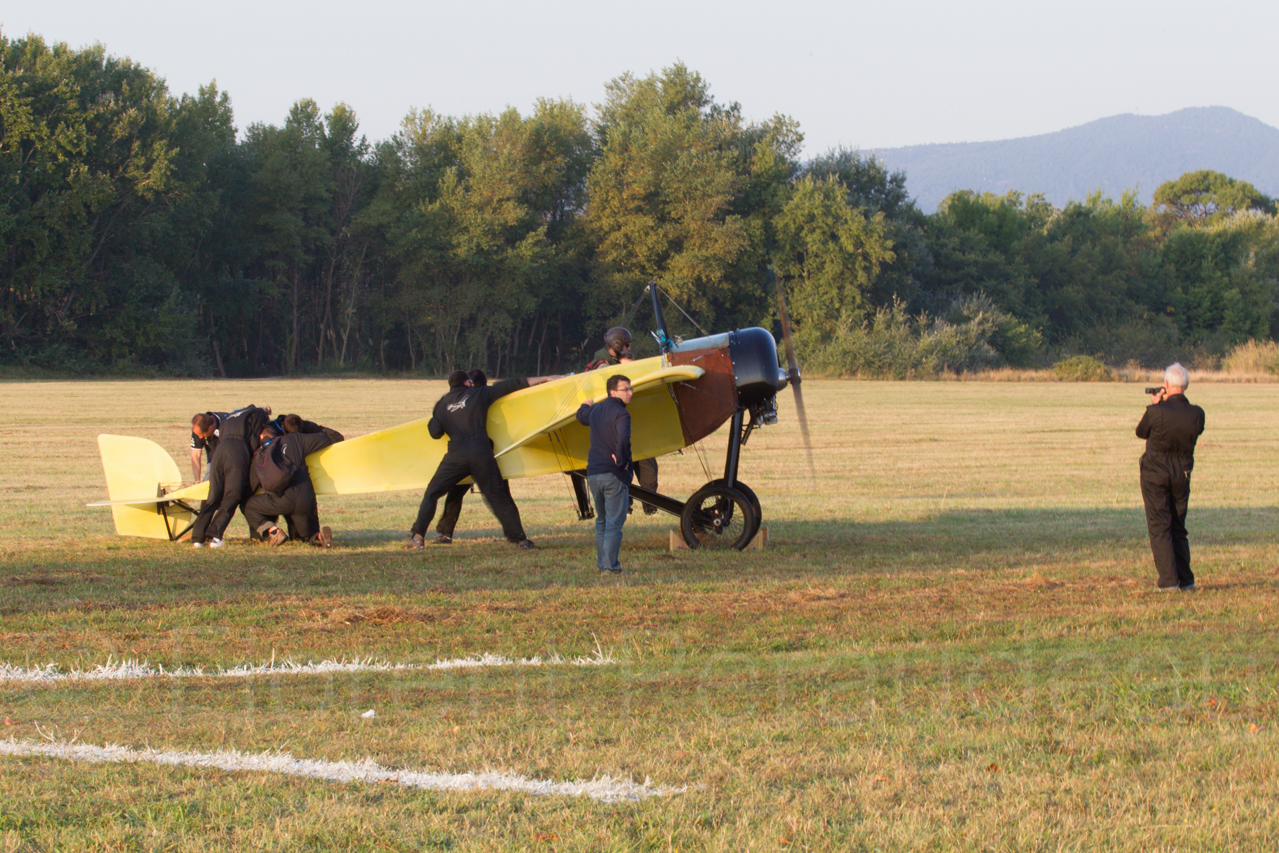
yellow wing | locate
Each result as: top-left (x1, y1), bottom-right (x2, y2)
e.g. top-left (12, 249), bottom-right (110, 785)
top-left (493, 365), bottom-right (703, 459)
top-left (305, 358), bottom-right (702, 492)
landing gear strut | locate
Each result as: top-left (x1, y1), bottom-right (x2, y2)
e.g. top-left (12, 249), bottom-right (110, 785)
top-left (628, 404), bottom-right (769, 551)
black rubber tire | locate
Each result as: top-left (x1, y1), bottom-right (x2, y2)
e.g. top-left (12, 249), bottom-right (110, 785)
top-left (709, 478), bottom-right (762, 541)
top-left (680, 483), bottom-right (758, 551)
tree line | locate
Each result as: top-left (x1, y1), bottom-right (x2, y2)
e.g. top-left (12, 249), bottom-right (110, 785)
top-left (3, 33), bottom-right (1277, 377)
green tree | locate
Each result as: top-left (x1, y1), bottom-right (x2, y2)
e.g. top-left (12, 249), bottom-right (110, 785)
top-left (586, 63), bottom-right (800, 335)
top-left (773, 175), bottom-right (894, 344)
top-left (921, 190), bottom-right (1042, 321)
top-left (1153, 170), bottom-right (1274, 224)
top-left (375, 101), bottom-right (596, 373)
top-left (802, 148), bottom-right (927, 310)
top-left (1028, 190), bottom-right (1159, 346)
top-left (0, 33), bottom-right (212, 370)
top-left (231, 99), bottom-right (374, 373)
top-left (1156, 214), bottom-right (1279, 345)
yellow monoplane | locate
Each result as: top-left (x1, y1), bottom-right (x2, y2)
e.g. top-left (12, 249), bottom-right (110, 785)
top-left (93, 283), bottom-right (810, 550)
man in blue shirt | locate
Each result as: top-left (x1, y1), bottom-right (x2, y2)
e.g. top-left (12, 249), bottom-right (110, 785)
top-left (575, 374), bottom-right (634, 574)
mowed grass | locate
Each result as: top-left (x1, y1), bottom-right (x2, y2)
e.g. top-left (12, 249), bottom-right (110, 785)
top-left (2, 377), bottom-right (1278, 852)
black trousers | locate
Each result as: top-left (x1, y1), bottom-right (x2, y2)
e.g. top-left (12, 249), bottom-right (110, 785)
top-left (433, 483), bottom-right (513, 537)
top-left (435, 484), bottom-right (469, 537)
top-left (635, 457), bottom-right (659, 512)
top-left (1139, 453), bottom-right (1194, 589)
top-left (244, 479), bottom-right (321, 542)
top-left (192, 439), bottom-right (251, 543)
top-left (412, 446), bottom-right (526, 542)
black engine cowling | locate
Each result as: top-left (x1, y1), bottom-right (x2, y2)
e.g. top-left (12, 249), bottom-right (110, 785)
top-left (728, 327), bottom-right (788, 407)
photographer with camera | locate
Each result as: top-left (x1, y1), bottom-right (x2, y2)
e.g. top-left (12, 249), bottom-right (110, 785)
top-left (1136, 363), bottom-right (1205, 592)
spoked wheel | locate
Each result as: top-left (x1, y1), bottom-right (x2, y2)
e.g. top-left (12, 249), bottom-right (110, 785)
top-left (709, 478), bottom-right (762, 542)
top-left (680, 483), bottom-right (759, 551)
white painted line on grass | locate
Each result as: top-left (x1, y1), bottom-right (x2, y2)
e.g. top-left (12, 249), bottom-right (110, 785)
top-left (0, 739), bottom-right (681, 803)
top-left (0, 651), bottom-right (616, 684)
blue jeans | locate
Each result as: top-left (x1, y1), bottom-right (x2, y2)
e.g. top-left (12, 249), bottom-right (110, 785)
top-left (587, 473), bottom-right (629, 571)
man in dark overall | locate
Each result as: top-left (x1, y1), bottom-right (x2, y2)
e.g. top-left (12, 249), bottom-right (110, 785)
top-left (190, 410), bottom-right (231, 482)
top-left (430, 370), bottom-right (497, 545)
top-left (191, 405), bottom-right (271, 548)
top-left (263, 413), bottom-right (344, 541)
top-left (406, 369), bottom-right (559, 550)
top-left (574, 326), bottom-right (659, 515)
top-left (244, 421), bottom-right (341, 547)
top-left (1136, 362), bottom-right (1205, 592)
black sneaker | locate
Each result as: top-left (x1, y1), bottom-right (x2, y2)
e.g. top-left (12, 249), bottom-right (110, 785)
top-left (599, 566), bottom-right (625, 574)
top-left (517, 539), bottom-right (536, 551)
top-left (432, 535), bottom-right (453, 545)
top-left (405, 533), bottom-right (425, 550)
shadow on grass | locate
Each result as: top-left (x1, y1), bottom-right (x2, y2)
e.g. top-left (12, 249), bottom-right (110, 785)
top-left (810, 502), bottom-right (1273, 549)
top-left (3, 505), bottom-right (1275, 612)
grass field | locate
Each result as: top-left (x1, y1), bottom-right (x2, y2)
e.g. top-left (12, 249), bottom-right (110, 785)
top-left (2, 378), bottom-right (1278, 852)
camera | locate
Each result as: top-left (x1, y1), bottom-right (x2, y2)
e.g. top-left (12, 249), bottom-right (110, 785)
top-left (1144, 386), bottom-right (1163, 395)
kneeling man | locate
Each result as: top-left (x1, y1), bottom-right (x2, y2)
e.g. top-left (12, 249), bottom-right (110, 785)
top-left (245, 421), bottom-right (340, 547)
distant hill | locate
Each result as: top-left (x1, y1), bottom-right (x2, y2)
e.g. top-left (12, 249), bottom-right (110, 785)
top-left (871, 107), bottom-right (1279, 213)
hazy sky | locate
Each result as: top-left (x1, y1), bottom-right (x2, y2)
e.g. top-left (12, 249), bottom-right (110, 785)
top-left (5, 0), bottom-right (1276, 156)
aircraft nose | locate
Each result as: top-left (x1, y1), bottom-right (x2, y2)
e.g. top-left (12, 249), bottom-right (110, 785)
top-left (727, 327), bottom-right (787, 406)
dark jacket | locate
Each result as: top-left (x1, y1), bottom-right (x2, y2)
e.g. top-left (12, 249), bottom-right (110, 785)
top-left (249, 430), bottom-right (336, 493)
top-left (576, 396), bottom-right (632, 482)
top-left (428, 378), bottom-right (528, 449)
top-left (1136, 394), bottom-right (1205, 457)
top-left (273, 415), bottom-right (344, 444)
top-left (218, 405), bottom-right (271, 450)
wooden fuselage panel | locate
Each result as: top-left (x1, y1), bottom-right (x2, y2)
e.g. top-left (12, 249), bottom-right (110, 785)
top-left (668, 346), bottom-right (739, 446)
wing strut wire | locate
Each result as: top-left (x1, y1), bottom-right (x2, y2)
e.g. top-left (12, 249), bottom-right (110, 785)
top-left (547, 428), bottom-right (587, 511)
top-left (612, 284), bottom-right (709, 346)
top-left (655, 284), bottom-right (708, 338)
top-left (616, 290), bottom-right (649, 330)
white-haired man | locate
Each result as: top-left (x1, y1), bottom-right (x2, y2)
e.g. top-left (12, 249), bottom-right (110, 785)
top-left (1136, 362), bottom-right (1205, 591)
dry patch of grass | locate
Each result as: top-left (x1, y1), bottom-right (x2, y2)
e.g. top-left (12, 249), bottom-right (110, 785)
top-left (297, 605), bottom-right (437, 627)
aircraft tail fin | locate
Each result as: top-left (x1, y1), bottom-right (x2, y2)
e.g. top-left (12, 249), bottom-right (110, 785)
top-left (95, 435), bottom-right (198, 540)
